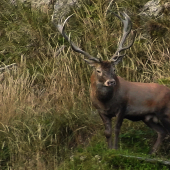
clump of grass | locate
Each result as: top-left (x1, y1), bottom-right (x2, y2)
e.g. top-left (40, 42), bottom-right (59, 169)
top-left (0, 52), bottom-right (102, 169)
top-left (0, 49), bottom-right (102, 169)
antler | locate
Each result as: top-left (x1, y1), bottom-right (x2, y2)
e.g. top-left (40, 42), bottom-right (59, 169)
top-left (54, 14), bottom-right (100, 63)
top-left (110, 12), bottom-right (135, 63)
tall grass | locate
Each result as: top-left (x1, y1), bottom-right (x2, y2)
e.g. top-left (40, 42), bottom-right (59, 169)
top-left (0, 0), bottom-right (170, 169)
top-left (0, 1), bottom-right (100, 169)
top-left (0, 55), bottom-right (99, 169)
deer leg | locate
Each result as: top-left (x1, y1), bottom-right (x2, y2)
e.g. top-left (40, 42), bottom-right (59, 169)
top-left (143, 119), bottom-right (167, 154)
top-left (113, 113), bottom-right (124, 150)
top-left (99, 112), bottom-right (113, 149)
top-left (160, 117), bottom-right (170, 134)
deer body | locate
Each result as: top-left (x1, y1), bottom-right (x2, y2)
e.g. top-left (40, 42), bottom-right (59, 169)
top-left (56, 12), bottom-right (170, 154)
top-left (119, 78), bottom-right (170, 119)
top-left (91, 74), bottom-right (170, 117)
top-left (89, 61), bottom-right (170, 153)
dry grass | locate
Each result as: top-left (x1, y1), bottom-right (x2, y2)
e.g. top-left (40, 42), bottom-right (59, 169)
top-left (0, 50), bottom-right (98, 169)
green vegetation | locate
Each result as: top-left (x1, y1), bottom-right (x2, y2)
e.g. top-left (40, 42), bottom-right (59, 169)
top-left (0, 0), bottom-right (170, 169)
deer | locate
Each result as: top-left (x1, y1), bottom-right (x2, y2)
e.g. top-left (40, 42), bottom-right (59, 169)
top-left (55, 12), bottom-right (170, 154)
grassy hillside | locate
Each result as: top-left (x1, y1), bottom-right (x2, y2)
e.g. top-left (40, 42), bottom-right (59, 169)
top-left (0, 0), bottom-right (170, 169)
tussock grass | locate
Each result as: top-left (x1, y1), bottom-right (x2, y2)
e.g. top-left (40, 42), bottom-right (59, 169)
top-left (0, 52), bottom-right (99, 169)
top-left (0, 0), bottom-right (170, 169)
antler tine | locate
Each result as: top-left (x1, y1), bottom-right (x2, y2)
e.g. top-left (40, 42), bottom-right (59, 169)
top-left (110, 12), bottom-right (135, 62)
top-left (55, 14), bottom-right (100, 62)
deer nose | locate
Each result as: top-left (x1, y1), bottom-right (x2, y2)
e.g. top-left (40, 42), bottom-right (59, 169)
top-left (104, 79), bottom-right (116, 86)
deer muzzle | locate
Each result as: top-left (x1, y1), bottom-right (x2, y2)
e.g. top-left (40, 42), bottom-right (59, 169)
top-left (104, 79), bottom-right (116, 87)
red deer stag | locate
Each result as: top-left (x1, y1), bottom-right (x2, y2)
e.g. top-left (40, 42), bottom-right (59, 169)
top-left (55, 12), bottom-right (170, 154)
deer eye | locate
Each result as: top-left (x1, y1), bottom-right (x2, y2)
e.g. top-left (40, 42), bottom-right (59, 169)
top-left (96, 70), bottom-right (101, 73)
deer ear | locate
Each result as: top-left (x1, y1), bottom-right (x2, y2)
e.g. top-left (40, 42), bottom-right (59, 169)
top-left (84, 58), bottom-right (100, 67)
